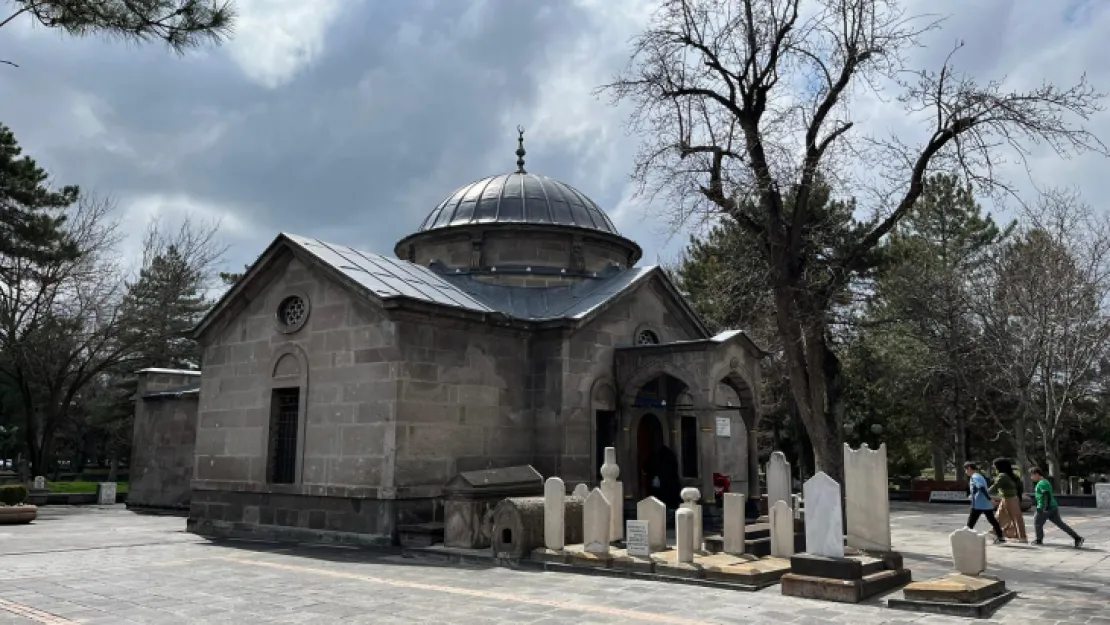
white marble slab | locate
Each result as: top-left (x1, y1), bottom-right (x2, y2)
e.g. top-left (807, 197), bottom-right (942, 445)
top-left (544, 477), bottom-right (565, 551)
top-left (600, 447), bottom-right (622, 541)
top-left (767, 452), bottom-right (792, 509)
top-left (803, 472), bottom-right (844, 558)
top-left (1096, 483), bottom-right (1110, 510)
top-left (843, 443), bottom-right (892, 552)
top-left (680, 487), bottom-right (702, 550)
top-left (950, 527), bottom-right (987, 576)
top-left (637, 496), bottom-right (667, 552)
top-left (675, 508), bottom-right (695, 563)
top-left (583, 489), bottom-right (611, 554)
top-left (626, 521), bottom-right (650, 557)
top-left (96, 482), bottom-right (116, 506)
top-left (770, 499), bottom-right (794, 557)
top-left (723, 492), bottom-right (746, 555)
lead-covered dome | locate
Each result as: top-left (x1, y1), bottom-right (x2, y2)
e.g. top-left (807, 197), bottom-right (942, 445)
top-left (417, 172), bottom-right (620, 236)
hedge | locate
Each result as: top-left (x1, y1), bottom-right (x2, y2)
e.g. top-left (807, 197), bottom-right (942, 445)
top-left (0, 485), bottom-right (28, 506)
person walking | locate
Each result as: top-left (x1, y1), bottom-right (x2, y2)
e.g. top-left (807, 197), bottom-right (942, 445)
top-left (1030, 467), bottom-right (1085, 548)
top-left (964, 462), bottom-right (1006, 543)
top-left (989, 458), bottom-right (1028, 542)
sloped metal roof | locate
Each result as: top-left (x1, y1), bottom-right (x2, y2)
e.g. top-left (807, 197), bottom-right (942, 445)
top-left (284, 234), bottom-right (656, 322)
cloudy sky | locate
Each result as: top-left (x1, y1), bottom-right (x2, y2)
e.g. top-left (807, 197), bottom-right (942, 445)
top-left (2, 0), bottom-right (1109, 277)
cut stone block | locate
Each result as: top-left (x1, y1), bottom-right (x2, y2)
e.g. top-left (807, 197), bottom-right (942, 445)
top-left (700, 553), bottom-right (791, 587)
top-left (950, 527), bottom-right (987, 576)
top-left (723, 492), bottom-right (746, 555)
top-left (843, 443), bottom-right (891, 552)
top-left (781, 568), bottom-right (912, 604)
top-left (770, 499), bottom-right (794, 558)
top-left (544, 477), bottom-right (565, 551)
top-left (583, 489), bottom-right (611, 554)
top-left (767, 451), bottom-right (792, 508)
top-left (889, 574), bottom-right (1015, 618)
top-left (803, 472), bottom-right (844, 558)
top-left (637, 496), bottom-right (667, 552)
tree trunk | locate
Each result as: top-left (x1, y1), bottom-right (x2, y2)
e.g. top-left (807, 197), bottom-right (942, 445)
top-left (108, 454), bottom-right (119, 482)
top-left (931, 444), bottom-right (945, 482)
top-left (954, 416), bottom-right (968, 487)
top-left (1014, 422), bottom-right (1034, 494)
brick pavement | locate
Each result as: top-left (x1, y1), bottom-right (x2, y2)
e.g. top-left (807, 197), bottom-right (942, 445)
top-left (0, 503), bottom-right (1106, 624)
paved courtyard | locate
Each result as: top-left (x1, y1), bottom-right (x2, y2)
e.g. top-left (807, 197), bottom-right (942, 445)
top-left (0, 503), bottom-right (1106, 624)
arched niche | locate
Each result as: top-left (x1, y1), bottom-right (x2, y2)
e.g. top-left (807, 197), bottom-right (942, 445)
top-left (266, 343), bottom-right (310, 485)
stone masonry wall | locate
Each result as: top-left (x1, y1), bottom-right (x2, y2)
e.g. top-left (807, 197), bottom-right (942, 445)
top-left (194, 254), bottom-right (399, 492)
top-left (555, 277), bottom-right (705, 484)
top-left (129, 370), bottom-right (200, 510)
top-left (392, 316), bottom-right (533, 489)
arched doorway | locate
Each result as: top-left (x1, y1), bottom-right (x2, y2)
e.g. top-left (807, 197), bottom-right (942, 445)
top-left (637, 413), bottom-right (664, 499)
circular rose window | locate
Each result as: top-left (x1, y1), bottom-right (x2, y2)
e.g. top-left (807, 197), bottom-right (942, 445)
top-left (636, 329), bottom-right (660, 345)
top-left (278, 295), bottom-right (307, 329)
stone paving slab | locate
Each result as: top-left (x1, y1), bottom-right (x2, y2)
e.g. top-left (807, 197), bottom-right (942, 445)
top-left (0, 503), bottom-right (1106, 624)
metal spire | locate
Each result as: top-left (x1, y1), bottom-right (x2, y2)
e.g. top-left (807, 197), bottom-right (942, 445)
top-left (515, 125), bottom-right (527, 174)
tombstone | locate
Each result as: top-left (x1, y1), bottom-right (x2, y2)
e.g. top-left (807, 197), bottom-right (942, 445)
top-left (722, 492), bottom-right (746, 555)
top-left (443, 465), bottom-right (544, 549)
top-left (844, 443), bottom-right (892, 552)
top-left (1069, 476), bottom-right (1081, 496)
top-left (637, 496), bottom-right (667, 552)
top-left (583, 489), bottom-right (612, 554)
top-left (950, 527), bottom-right (987, 576)
top-left (767, 452), bottom-right (792, 509)
top-left (770, 499), bottom-right (795, 558)
top-left (31, 476), bottom-right (46, 491)
top-left (543, 477), bottom-right (565, 551)
top-left (600, 447), bottom-right (623, 541)
top-left (96, 482), bottom-right (117, 505)
top-left (803, 472), bottom-right (844, 558)
top-left (1096, 483), bottom-right (1110, 510)
top-left (680, 487), bottom-right (703, 550)
top-left (675, 508), bottom-right (695, 563)
top-left (792, 493), bottom-right (802, 520)
top-left (625, 520), bottom-right (650, 557)
top-left (572, 483), bottom-right (590, 501)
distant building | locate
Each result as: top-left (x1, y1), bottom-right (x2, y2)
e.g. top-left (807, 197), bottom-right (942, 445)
top-left (128, 368), bottom-right (200, 512)
top-left (169, 133), bottom-right (764, 545)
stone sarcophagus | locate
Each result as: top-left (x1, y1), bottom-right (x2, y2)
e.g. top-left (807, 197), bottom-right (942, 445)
top-left (443, 465), bottom-right (544, 549)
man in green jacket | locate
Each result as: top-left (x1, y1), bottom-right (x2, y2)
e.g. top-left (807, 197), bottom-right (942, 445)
top-left (1030, 467), bottom-right (1085, 548)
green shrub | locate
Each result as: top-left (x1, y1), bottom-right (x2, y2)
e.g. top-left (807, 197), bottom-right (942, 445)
top-left (0, 485), bottom-right (28, 506)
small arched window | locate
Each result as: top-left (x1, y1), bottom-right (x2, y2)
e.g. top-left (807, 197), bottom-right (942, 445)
top-left (636, 329), bottom-right (660, 345)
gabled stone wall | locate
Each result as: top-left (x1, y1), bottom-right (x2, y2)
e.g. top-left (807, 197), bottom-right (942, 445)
top-left (129, 370), bottom-right (200, 511)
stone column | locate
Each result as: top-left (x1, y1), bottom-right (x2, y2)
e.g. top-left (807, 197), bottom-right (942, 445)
top-left (680, 487), bottom-right (702, 551)
top-left (600, 447), bottom-right (623, 541)
top-left (843, 443), bottom-right (892, 552)
top-left (544, 477), bottom-right (565, 551)
top-left (723, 492), bottom-right (746, 555)
top-left (675, 508), bottom-right (695, 563)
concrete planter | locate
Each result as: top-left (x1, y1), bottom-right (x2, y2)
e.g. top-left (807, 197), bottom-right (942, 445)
top-left (0, 505), bottom-right (37, 524)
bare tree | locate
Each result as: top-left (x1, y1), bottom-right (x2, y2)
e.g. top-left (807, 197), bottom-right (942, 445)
top-left (0, 195), bottom-right (224, 474)
top-left (599, 0), bottom-right (1107, 484)
top-left (980, 190), bottom-right (1110, 483)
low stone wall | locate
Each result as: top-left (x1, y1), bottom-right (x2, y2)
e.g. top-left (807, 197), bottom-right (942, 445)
top-left (26, 492), bottom-right (127, 506)
top-left (187, 489), bottom-right (437, 547)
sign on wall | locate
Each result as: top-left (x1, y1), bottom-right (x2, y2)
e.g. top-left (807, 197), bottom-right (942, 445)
top-left (928, 490), bottom-right (967, 503)
top-left (715, 417), bottom-right (731, 438)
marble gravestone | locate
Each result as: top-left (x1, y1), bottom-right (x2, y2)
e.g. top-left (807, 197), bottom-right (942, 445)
top-left (96, 482), bottom-right (117, 505)
top-left (803, 472), bottom-right (844, 558)
top-left (680, 487), bottom-right (703, 550)
top-left (544, 477), bottom-right (565, 551)
top-left (32, 476), bottom-right (46, 491)
top-left (723, 492), bottom-right (746, 555)
top-left (637, 496), bottom-right (667, 552)
top-left (1096, 483), bottom-right (1110, 510)
top-left (844, 443), bottom-right (892, 552)
top-left (583, 489), bottom-right (612, 554)
top-left (573, 484), bottom-right (590, 501)
top-left (626, 520), bottom-right (650, 557)
top-left (950, 527), bottom-right (987, 576)
top-left (770, 499), bottom-right (794, 557)
top-left (767, 452), bottom-right (792, 509)
top-left (675, 508), bottom-right (695, 563)
top-left (600, 447), bottom-right (623, 541)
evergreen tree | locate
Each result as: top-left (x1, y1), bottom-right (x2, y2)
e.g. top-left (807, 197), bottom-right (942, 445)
top-left (0, 123), bottom-right (79, 278)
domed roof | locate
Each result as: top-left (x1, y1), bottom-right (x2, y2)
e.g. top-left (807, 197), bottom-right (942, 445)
top-left (416, 172), bottom-right (620, 236)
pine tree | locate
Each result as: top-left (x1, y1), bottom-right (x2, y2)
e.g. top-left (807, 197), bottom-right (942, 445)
top-left (0, 123), bottom-right (79, 277)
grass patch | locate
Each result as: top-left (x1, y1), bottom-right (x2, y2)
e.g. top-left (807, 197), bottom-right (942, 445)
top-left (48, 481), bottom-right (129, 495)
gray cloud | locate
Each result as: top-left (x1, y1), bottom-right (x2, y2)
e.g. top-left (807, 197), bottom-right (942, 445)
top-left (2, 0), bottom-right (1109, 275)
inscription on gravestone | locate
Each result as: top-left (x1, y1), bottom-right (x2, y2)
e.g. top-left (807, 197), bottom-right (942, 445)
top-left (626, 520), bottom-right (650, 557)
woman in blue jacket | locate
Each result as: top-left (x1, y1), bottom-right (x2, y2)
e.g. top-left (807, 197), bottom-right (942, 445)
top-left (963, 462), bottom-right (1006, 543)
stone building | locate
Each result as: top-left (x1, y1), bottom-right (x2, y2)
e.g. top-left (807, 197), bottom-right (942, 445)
top-left (183, 135), bottom-right (765, 545)
top-left (128, 368), bottom-right (200, 512)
